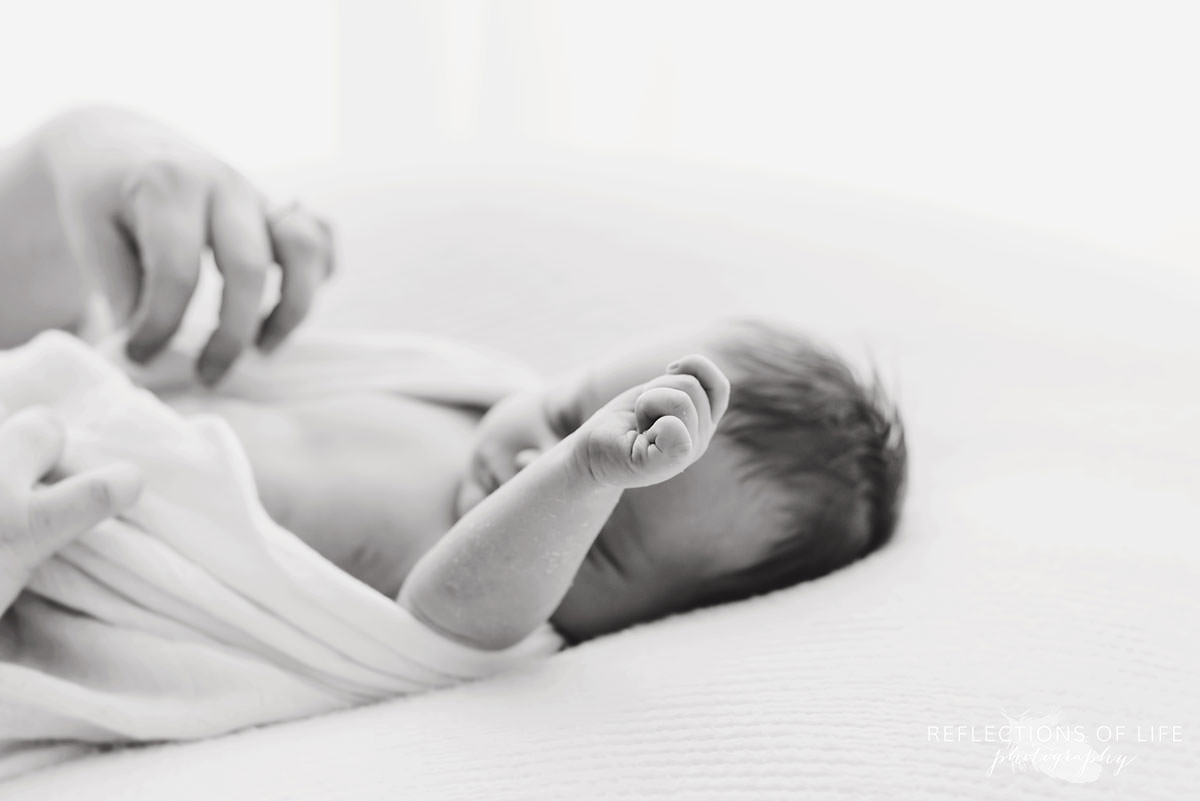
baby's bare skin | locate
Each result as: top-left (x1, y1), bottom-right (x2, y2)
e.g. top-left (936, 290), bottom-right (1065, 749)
top-left (168, 391), bottom-right (484, 598)
top-left (172, 330), bottom-right (775, 646)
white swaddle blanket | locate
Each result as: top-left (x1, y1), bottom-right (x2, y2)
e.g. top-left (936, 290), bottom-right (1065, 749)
top-left (0, 331), bottom-right (562, 781)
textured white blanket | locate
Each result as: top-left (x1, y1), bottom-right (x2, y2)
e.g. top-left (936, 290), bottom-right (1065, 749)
top-left (0, 331), bottom-right (560, 781)
top-left (2, 165), bottom-right (1197, 800)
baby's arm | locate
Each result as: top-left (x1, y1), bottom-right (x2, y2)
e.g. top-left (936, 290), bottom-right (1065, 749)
top-left (398, 355), bottom-right (730, 650)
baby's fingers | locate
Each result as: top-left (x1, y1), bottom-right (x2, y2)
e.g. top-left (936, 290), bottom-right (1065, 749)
top-left (667, 354), bottom-right (731, 424)
top-left (28, 462), bottom-right (143, 553)
top-left (642, 415), bottom-right (693, 462)
top-left (635, 387), bottom-right (699, 445)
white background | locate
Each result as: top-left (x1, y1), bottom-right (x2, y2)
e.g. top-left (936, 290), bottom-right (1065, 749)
top-left (1, 0), bottom-right (1197, 279)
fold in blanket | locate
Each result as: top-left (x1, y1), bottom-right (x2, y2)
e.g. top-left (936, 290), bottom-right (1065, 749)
top-left (0, 331), bottom-right (562, 781)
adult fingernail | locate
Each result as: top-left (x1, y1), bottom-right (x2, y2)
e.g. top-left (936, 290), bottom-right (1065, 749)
top-left (667, 360), bottom-right (681, 372)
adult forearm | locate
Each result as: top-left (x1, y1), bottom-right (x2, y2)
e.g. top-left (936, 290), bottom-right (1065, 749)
top-left (398, 434), bottom-right (621, 651)
top-left (0, 132), bottom-right (92, 347)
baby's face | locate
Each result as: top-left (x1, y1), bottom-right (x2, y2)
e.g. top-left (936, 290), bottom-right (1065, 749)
top-left (461, 323), bottom-right (787, 641)
top-left (549, 432), bottom-right (785, 641)
top-left (458, 379), bottom-right (784, 641)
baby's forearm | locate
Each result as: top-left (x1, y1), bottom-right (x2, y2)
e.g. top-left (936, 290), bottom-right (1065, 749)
top-left (398, 433), bottom-right (620, 651)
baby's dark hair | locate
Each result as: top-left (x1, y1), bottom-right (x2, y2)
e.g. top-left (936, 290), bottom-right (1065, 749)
top-left (700, 319), bottom-right (907, 606)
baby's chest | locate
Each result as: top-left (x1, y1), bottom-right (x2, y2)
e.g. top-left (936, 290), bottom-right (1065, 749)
top-left (169, 392), bottom-right (482, 597)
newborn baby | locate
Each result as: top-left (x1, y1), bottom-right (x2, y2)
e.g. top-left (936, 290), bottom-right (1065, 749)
top-left (180, 318), bottom-right (907, 648)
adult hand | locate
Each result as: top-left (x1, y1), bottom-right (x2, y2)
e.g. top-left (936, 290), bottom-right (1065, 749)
top-left (0, 406), bottom-right (143, 614)
top-left (37, 107), bottom-right (335, 383)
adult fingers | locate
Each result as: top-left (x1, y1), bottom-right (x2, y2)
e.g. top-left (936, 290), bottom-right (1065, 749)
top-left (64, 207), bottom-right (142, 324)
top-left (0, 408), bottom-right (66, 485)
top-left (120, 161), bottom-right (207, 363)
top-left (201, 175), bottom-right (273, 384)
top-left (27, 462), bottom-right (143, 554)
top-left (259, 203), bottom-right (333, 352)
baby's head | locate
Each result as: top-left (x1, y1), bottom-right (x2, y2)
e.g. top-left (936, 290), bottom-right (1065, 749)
top-left (551, 319), bottom-right (907, 641)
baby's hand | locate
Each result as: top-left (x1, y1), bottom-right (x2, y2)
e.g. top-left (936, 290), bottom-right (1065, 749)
top-left (575, 355), bottom-right (731, 488)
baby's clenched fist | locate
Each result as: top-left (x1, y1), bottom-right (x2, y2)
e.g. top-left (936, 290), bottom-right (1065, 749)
top-left (574, 355), bottom-right (731, 488)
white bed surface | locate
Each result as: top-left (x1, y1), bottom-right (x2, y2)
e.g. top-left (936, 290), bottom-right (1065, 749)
top-left (3, 158), bottom-right (1196, 800)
